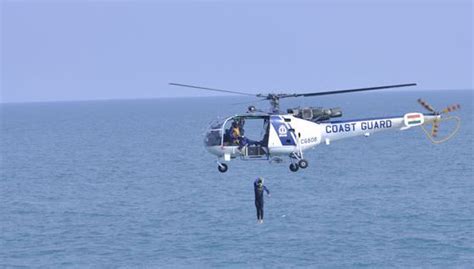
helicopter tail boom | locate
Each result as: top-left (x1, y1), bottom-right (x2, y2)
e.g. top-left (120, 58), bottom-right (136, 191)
top-left (320, 115), bottom-right (409, 143)
top-left (320, 99), bottom-right (461, 145)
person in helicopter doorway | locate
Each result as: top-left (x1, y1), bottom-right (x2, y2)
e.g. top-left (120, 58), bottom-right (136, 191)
top-left (230, 119), bottom-right (248, 150)
top-left (230, 121), bottom-right (241, 145)
top-left (237, 118), bottom-right (249, 149)
top-left (254, 177), bottom-right (270, 224)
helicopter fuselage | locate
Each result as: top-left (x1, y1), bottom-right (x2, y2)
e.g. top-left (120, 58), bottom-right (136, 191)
top-left (204, 112), bottom-right (440, 170)
top-left (170, 82), bottom-right (458, 172)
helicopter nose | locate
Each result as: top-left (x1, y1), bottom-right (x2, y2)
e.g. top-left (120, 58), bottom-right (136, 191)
top-left (205, 145), bottom-right (224, 157)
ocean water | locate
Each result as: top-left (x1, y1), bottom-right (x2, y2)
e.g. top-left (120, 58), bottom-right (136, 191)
top-left (1, 90), bottom-right (473, 268)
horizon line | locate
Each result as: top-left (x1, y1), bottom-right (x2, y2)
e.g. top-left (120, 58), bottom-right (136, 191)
top-left (1, 88), bottom-right (472, 105)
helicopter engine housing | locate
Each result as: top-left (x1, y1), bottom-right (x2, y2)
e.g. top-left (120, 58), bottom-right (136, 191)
top-left (287, 107), bottom-right (342, 122)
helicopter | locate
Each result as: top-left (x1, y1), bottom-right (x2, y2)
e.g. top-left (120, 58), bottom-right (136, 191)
top-left (170, 82), bottom-right (461, 173)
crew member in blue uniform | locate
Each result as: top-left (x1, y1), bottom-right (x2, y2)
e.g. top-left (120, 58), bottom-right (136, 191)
top-left (254, 177), bottom-right (270, 224)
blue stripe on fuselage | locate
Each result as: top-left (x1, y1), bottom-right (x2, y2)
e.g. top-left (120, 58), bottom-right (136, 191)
top-left (270, 116), bottom-right (296, 146)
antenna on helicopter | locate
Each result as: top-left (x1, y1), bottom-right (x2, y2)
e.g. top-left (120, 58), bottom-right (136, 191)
top-left (169, 82), bottom-right (417, 113)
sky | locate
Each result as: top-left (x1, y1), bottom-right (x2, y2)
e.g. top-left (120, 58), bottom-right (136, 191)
top-left (1, 0), bottom-right (472, 103)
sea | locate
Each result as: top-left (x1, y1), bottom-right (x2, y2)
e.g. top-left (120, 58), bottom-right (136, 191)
top-left (1, 90), bottom-right (473, 268)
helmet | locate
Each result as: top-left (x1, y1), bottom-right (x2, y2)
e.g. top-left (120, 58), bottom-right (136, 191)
top-left (257, 177), bottom-right (264, 184)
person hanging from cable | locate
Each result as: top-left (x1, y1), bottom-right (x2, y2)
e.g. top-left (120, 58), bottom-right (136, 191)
top-left (254, 177), bottom-right (270, 224)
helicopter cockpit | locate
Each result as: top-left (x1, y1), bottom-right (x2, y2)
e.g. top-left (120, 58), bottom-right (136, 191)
top-left (204, 115), bottom-right (270, 159)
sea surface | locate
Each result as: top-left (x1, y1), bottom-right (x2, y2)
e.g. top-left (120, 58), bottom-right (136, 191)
top-left (1, 90), bottom-right (473, 268)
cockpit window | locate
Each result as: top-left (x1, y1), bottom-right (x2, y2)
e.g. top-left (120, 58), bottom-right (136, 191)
top-left (205, 130), bottom-right (222, 146)
top-left (204, 118), bottom-right (228, 147)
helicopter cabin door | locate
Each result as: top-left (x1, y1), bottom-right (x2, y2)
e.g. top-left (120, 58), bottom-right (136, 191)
top-left (224, 115), bottom-right (270, 160)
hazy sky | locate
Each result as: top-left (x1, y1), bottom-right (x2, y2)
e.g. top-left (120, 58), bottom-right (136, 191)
top-left (1, 0), bottom-right (472, 103)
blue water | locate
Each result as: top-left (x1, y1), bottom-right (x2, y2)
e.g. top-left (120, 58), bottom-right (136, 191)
top-left (1, 90), bottom-right (473, 268)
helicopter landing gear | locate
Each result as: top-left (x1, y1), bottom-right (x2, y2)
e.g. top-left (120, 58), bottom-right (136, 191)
top-left (289, 152), bottom-right (308, 171)
top-left (217, 163), bottom-right (228, 173)
top-left (289, 163), bottom-right (299, 172)
top-left (298, 159), bottom-right (309, 169)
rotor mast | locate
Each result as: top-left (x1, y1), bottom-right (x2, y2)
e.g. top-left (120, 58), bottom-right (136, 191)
top-left (270, 95), bottom-right (280, 113)
top-left (257, 93), bottom-right (281, 113)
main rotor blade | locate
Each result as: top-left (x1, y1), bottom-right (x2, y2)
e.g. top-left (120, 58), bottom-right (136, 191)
top-left (288, 83), bottom-right (417, 98)
top-left (169, 83), bottom-right (256, 96)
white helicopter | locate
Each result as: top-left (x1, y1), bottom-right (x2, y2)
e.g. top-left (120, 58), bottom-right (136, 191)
top-left (170, 83), bottom-right (461, 172)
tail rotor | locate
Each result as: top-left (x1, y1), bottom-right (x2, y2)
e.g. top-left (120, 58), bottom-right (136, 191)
top-left (441, 104), bottom-right (461, 114)
top-left (417, 98), bottom-right (436, 113)
top-left (417, 99), bottom-right (461, 144)
top-left (431, 118), bottom-right (440, 137)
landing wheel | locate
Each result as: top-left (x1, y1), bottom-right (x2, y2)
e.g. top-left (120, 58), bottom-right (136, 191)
top-left (298, 159), bottom-right (308, 169)
top-left (218, 163), bottom-right (228, 173)
top-left (289, 163), bottom-right (299, 172)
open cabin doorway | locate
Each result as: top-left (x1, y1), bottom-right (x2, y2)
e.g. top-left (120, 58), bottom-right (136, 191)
top-left (223, 115), bottom-right (270, 159)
